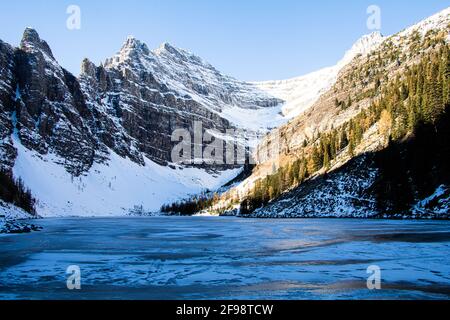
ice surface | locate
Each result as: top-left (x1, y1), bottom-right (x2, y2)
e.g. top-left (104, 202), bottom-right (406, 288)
top-left (0, 217), bottom-right (449, 300)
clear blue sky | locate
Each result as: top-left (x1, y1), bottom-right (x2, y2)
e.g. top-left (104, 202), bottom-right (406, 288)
top-left (0, 0), bottom-right (449, 81)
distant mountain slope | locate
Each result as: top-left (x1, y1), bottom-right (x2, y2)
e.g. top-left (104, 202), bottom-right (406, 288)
top-left (211, 7), bottom-right (450, 218)
top-left (254, 32), bottom-right (385, 119)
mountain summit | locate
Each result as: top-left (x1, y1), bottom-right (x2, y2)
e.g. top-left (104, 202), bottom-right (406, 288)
top-left (20, 27), bottom-right (55, 59)
top-left (339, 31), bottom-right (384, 66)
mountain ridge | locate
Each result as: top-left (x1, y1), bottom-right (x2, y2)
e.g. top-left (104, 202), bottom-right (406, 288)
top-left (1, 7), bottom-right (449, 217)
top-left (209, 7), bottom-right (450, 218)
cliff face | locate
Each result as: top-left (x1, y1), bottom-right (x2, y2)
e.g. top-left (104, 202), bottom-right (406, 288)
top-left (0, 29), bottom-right (282, 177)
top-left (0, 40), bottom-right (17, 171)
top-left (0, 29), bottom-right (282, 215)
top-left (4, 28), bottom-right (107, 176)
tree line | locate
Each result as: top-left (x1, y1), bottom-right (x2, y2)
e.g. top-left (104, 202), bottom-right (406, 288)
top-left (161, 191), bottom-right (220, 215)
top-left (0, 170), bottom-right (36, 215)
top-left (159, 41), bottom-right (449, 216)
top-left (240, 44), bottom-right (450, 214)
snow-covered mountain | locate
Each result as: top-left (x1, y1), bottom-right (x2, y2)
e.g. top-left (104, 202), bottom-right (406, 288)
top-left (101, 37), bottom-right (283, 134)
top-left (2, 7), bottom-right (447, 218)
top-left (254, 32), bottom-right (385, 119)
top-left (252, 6), bottom-right (450, 121)
top-left (0, 27), bottom-right (293, 216)
top-left (1, 29), bottom-right (253, 216)
top-left (98, 31), bottom-right (384, 133)
top-left (0, 26), bottom-right (387, 217)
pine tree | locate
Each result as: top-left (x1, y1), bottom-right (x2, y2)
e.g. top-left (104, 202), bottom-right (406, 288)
top-left (348, 134), bottom-right (355, 157)
top-left (311, 145), bottom-right (322, 171)
top-left (339, 129), bottom-right (348, 150)
top-left (323, 147), bottom-right (330, 169)
top-left (441, 45), bottom-right (450, 106)
top-left (424, 60), bottom-right (443, 124)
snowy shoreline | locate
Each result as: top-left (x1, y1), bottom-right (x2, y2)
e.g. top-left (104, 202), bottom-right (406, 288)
top-left (1, 208), bottom-right (448, 235)
top-left (0, 200), bottom-right (41, 234)
top-left (233, 214), bottom-right (450, 220)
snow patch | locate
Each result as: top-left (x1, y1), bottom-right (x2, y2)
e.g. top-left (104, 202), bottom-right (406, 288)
top-left (0, 200), bottom-right (31, 221)
top-left (0, 200), bottom-right (37, 234)
top-left (413, 185), bottom-right (450, 216)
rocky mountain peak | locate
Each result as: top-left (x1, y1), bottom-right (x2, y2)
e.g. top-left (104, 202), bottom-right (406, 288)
top-left (104, 36), bottom-right (152, 68)
top-left (356, 31), bottom-right (384, 47)
top-left (120, 36), bottom-right (150, 56)
top-left (21, 27), bottom-right (40, 44)
top-left (339, 31), bottom-right (385, 67)
top-left (20, 27), bottom-right (55, 59)
top-left (80, 58), bottom-right (97, 78)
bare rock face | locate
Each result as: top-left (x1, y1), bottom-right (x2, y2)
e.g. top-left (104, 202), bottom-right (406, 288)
top-left (20, 28), bottom-right (55, 59)
top-left (79, 38), bottom-right (234, 166)
top-left (13, 28), bottom-right (105, 176)
top-left (0, 40), bottom-right (17, 171)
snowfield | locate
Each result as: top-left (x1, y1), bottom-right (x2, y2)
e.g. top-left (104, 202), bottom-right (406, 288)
top-left (12, 138), bottom-right (241, 217)
top-left (0, 200), bottom-right (31, 221)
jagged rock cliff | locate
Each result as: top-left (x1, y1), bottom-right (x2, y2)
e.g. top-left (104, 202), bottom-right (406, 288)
top-left (0, 29), bottom-right (283, 216)
top-left (13, 28), bottom-right (106, 176)
top-left (0, 40), bottom-right (17, 171)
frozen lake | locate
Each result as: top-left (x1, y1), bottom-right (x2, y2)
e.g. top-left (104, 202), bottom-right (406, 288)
top-left (0, 217), bottom-right (449, 300)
